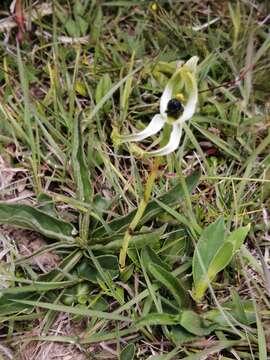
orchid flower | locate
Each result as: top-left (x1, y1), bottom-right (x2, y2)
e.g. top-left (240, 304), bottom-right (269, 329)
top-left (118, 56), bottom-right (199, 156)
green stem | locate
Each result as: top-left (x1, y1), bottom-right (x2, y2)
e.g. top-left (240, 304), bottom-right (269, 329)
top-left (119, 157), bottom-right (162, 271)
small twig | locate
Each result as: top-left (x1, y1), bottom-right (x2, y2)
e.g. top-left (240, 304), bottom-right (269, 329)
top-left (0, 3), bottom-right (52, 32)
top-left (192, 17), bottom-right (220, 31)
top-left (199, 64), bottom-right (254, 94)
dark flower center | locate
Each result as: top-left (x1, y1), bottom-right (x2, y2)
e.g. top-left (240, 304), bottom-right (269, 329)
top-left (166, 98), bottom-right (183, 119)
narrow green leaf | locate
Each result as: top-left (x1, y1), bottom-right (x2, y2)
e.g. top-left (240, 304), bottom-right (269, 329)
top-left (254, 302), bottom-right (267, 360)
top-left (120, 343), bottom-right (135, 360)
top-left (72, 113), bottom-right (92, 202)
top-left (0, 280), bottom-right (77, 295)
top-left (84, 65), bottom-right (143, 127)
top-left (226, 224), bottom-right (250, 252)
top-left (76, 255), bottom-right (119, 283)
top-left (148, 263), bottom-right (188, 308)
top-left (147, 347), bottom-right (180, 360)
top-left (95, 74), bottom-right (112, 113)
top-left (135, 313), bottom-right (179, 328)
top-left (93, 171), bottom-right (200, 240)
top-left (141, 245), bottom-right (171, 272)
top-left (231, 290), bottom-right (249, 325)
top-left (204, 299), bottom-right (257, 326)
top-left (192, 123), bottom-right (241, 161)
top-left (0, 203), bottom-right (76, 241)
top-left (90, 6), bottom-right (102, 44)
top-left (12, 300), bottom-right (130, 322)
top-left (181, 340), bottom-right (240, 360)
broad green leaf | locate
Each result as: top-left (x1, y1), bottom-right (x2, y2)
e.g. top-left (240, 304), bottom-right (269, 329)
top-left (135, 313), bottom-right (180, 328)
top-left (120, 343), bottom-right (135, 360)
top-left (0, 203), bottom-right (76, 241)
top-left (148, 263), bottom-right (188, 308)
top-left (93, 171), bottom-right (200, 240)
top-left (192, 217), bottom-right (225, 301)
top-left (55, 6), bottom-right (68, 27)
top-left (207, 242), bottom-right (234, 280)
top-left (65, 18), bottom-right (80, 37)
top-left (192, 220), bottom-right (250, 301)
top-left (180, 310), bottom-right (217, 336)
top-left (170, 326), bottom-right (198, 345)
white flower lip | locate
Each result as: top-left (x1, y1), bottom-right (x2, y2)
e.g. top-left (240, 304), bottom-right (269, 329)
top-left (118, 114), bottom-right (165, 142)
top-left (147, 123), bottom-right (183, 157)
top-left (118, 56), bottom-right (199, 156)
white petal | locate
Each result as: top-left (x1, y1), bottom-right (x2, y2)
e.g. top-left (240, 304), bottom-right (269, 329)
top-left (146, 123), bottom-right (182, 156)
top-left (176, 72), bottom-right (198, 123)
top-left (119, 114), bottom-right (165, 142)
top-left (185, 56), bottom-right (199, 72)
top-left (160, 83), bottom-right (173, 117)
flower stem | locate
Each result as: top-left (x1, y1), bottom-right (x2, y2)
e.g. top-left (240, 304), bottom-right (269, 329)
top-left (119, 157), bottom-right (162, 271)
